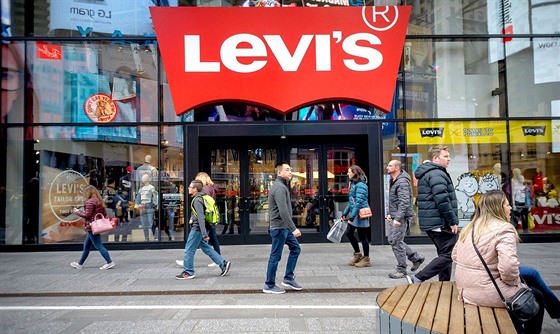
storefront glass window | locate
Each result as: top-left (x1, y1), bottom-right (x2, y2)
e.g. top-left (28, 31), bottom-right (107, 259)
top-left (20, 125), bottom-right (168, 244)
top-left (160, 126), bottom-right (185, 241)
top-left (2, 42), bottom-right (26, 124)
top-left (26, 41), bottom-right (159, 125)
top-left (509, 120), bottom-right (560, 234)
top-left (404, 40), bottom-right (500, 119)
top-left (406, 120), bottom-right (508, 230)
top-left (506, 39), bottom-right (560, 118)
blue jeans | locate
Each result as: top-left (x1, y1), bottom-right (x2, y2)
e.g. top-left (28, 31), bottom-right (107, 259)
top-left (182, 230), bottom-right (225, 275)
top-left (139, 203), bottom-right (156, 240)
top-left (265, 228), bottom-right (301, 288)
top-left (78, 231), bottom-right (112, 265)
top-left (207, 226), bottom-right (221, 254)
top-left (520, 266), bottom-right (560, 319)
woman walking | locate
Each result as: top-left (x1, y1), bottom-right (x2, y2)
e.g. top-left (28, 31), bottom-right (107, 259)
top-left (452, 190), bottom-right (550, 333)
top-left (342, 165), bottom-right (371, 267)
top-left (71, 185), bottom-right (115, 270)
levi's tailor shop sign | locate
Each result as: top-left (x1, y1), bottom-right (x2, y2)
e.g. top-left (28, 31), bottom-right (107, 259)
top-left (150, 6), bottom-right (411, 114)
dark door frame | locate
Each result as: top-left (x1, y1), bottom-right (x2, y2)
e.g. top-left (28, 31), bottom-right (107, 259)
top-left (185, 122), bottom-right (385, 245)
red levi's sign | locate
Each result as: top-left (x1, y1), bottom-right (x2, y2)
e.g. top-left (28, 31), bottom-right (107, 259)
top-left (150, 6), bottom-right (411, 115)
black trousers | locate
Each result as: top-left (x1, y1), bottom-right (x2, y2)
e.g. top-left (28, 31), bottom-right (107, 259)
top-left (415, 228), bottom-right (457, 282)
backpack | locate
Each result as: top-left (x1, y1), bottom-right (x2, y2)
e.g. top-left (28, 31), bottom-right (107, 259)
top-left (192, 194), bottom-right (220, 225)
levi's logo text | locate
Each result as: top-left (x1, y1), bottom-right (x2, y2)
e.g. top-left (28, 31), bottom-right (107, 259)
top-left (522, 126), bottom-right (546, 136)
top-left (151, 7), bottom-right (411, 114)
top-left (420, 128), bottom-right (444, 138)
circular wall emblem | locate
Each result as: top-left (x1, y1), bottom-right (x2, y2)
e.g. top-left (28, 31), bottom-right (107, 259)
top-left (48, 170), bottom-right (89, 222)
top-left (84, 93), bottom-right (118, 123)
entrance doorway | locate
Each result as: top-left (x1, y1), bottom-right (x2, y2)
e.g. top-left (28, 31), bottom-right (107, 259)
top-left (199, 135), bottom-right (369, 244)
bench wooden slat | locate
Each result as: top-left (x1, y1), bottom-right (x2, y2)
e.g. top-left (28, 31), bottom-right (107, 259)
top-left (382, 284), bottom-right (410, 313)
top-left (377, 286), bottom-right (397, 308)
top-left (432, 281), bottom-right (453, 334)
top-left (493, 307), bottom-right (517, 334)
top-left (402, 282), bottom-right (432, 330)
top-left (448, 283), bottom-right (465, 334)
top-left (416, 282), bottom-right (442, 332)
top-left (379, 282), bottom-right (515, 334)
top-left (464, 304), bottom-right (482, 334)
top-left (478, 306), bottom-right (499, 333)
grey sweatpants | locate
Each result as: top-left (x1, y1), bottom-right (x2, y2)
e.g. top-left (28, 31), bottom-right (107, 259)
top-left (387, 218), bottom-right (421, 273)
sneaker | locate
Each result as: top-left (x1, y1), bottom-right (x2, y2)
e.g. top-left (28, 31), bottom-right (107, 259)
top-left (176, 260), bottom-right (184, 267)
top-left (281, 280), bottom-right (303, 291)
top-left (410, 256), bottom-right (425, 272)
top-left (405, 275), bottom-right (414, 284)
top-left (71, 262), bottom-right (82, 269)
top-left (100, 262), bottom-right (115, 270)
top-left (263, 285), bottom-right (286, 294)
top-left (220, 261), bottom-right (231, 276)
top-left (208, 262), bottom-right (219, 268)
top-left (389, 272), bottom-right (406, 279)
top-left (175, 272), bottom-right (195, 280)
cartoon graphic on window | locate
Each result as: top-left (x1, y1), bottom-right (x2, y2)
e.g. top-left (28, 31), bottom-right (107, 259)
top-left (455, 173), bottom-right (478, 220)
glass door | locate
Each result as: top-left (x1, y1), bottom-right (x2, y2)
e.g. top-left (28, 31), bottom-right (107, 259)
top-left (210, 149), bottom-right (241, 235)
top-left (289, 147), bottom-right (320, 232)
top-left (247, 148), bottom-right (277, 234)
top-left (326, 147), bottom-right (355, 229)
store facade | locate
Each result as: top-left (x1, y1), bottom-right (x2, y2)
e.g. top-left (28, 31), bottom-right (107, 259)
top-left (1, 0), bottom-right (559, 251)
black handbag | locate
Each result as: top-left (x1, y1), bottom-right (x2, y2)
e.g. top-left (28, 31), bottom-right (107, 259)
top-left (471, 230), bottom-right (539, 322)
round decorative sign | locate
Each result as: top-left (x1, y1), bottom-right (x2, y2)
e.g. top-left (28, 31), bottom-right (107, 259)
top-left (83, 93), bottom-right (118, 123)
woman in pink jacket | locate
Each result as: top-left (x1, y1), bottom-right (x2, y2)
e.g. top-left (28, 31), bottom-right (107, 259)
top-left (452, 190), bottom-right (545, 333)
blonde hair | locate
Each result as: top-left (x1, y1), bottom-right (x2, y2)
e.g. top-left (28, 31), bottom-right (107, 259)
top-left (459, 190), bottom-right (517, 243)
top-left (195, 172), bottom-right (214, 186)
top-left (82, 185), bottom-right (106, 208)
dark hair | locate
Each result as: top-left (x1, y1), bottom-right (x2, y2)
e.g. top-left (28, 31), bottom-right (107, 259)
top-left (275, 162), bottom-right (290, 174)
top-left (190, 179), bottom-right (203, 192)
top-left (349, 165), bottom-right (366, 181)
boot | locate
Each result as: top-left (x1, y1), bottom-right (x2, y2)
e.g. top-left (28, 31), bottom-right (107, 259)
top-left (349, 252), bottom-right (363, 266)
top-left (355, 256), bottom-right (371, 268)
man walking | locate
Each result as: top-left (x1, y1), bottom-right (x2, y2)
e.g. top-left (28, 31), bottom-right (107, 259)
top-left (263, 162), bottom-right (302, 294)
top-left (175, 180), bottom-right (231, 280)
top-left (386, 160), bottom-right (425, 279)
top-left (408, 145), bottom-right (459, 283)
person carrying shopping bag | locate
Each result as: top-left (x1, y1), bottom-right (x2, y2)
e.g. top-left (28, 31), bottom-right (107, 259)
top-left (342, 165), bottom-right (371, 268)
top-left (71, 185), bottom-right (115, 270)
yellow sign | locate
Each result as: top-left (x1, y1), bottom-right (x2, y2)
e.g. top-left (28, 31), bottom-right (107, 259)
top-left (509, 120), bottom-right (552, 144)
top-left (407, 121), bottom-right (507, 145)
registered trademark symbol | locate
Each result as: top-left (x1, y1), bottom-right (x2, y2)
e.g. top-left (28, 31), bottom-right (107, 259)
top-left (361, 6), bottom-right (399, 32)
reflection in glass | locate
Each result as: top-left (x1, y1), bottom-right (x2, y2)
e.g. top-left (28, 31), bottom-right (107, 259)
top-left (210, 149), bottom-right (241, 235)
top-left (290, 148), bottom-right (320, 231)
top-left (326, 148), bottom-right (354, 227)
top-left (248, 148), bottom-right (277, 234)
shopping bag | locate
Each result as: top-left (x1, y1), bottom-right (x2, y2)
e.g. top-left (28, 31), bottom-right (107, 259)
top-left (91, 213), bottom-right (116, 235)
top-left (327, 218), bottom-right (348, 243)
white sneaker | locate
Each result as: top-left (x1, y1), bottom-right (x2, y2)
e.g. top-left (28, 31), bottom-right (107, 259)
top-left (71, 262), bottom-right (82, 269)
top-left (100, 262), bottom-right (115, 270)
top-left (208, 262), bottom-right (219, 267)
top-left (176, 260), bottom-right (184, 267)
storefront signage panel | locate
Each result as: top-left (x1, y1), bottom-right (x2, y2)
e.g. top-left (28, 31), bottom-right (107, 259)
top-left (509, 120), bottom-right (552, 144)
top-left (151, 6), bottom-right (411, 115)
top-left (407, 121), bottom-right (507, 145)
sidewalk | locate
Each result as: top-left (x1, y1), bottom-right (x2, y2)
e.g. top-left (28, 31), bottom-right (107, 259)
top-left (1, 243), bottom-right (559, 296)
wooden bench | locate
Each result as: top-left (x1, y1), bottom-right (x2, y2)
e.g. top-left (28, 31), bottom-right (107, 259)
top-left (376, 281), bottom-right (516, 334)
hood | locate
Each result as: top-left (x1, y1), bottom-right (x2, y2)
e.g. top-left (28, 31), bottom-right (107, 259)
top-left (414, 162), bottom-right (444, 180)
top-left (396, 170), bottom-right (412, 182)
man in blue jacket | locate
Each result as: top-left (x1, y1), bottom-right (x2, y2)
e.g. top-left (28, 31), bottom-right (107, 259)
top-left (407, 145), bottom-right (459, 284)
top-left (263, 162), bottom-right (302, 294)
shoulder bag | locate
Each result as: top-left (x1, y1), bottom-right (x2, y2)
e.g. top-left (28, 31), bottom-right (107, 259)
top-left (351, 196), bottom-right (372, 219)
top-left (471, 229), bottom-right (539, 322)
top-left (91, 213), bottom-right (116, 235)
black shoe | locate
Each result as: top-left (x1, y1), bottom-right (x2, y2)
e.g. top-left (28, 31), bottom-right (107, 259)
top-left (411, 256), bottom-right (425, 272)
top-left (220, 261), bottom-right (231, 276)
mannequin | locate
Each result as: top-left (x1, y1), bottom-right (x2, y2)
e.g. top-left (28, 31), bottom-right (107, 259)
top-left (135, 154), bottom-right (158, 194)
top-left (135, 174), bottom-right (158, 241)
top-left (532, 160), bottom-right (544, 196)
top-left (511, 168), bottom-right (529, 231)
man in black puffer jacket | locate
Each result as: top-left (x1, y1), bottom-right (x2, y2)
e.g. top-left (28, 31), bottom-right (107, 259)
top-left (407, 145), bottom-right (459, 284)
